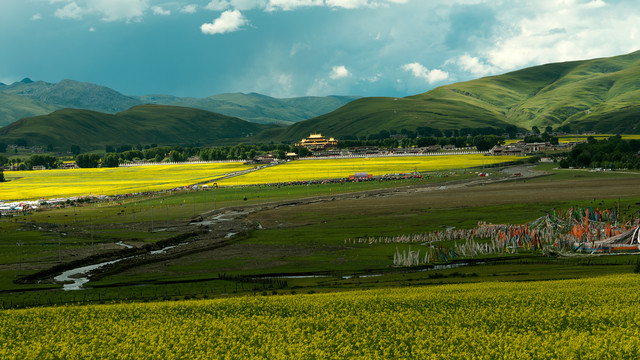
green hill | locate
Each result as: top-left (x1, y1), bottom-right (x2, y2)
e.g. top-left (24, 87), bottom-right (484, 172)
top-left (272, 50), bottom-right (640, 141)
top-left (0, 92), bottom-right (60, 127)
top-left (137, 93), bottom-right (359, 125)
top-left (0, 105), bottom-right (272, 151)
top-left (0, 78), bottom-right (358, 127)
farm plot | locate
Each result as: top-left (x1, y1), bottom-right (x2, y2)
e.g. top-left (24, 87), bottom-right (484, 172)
top-left (2, 274), bottom-right (640, 359)
top-left (217, 154), bottom-right (525, 186)
top-left (0, 162), bottom-right (252, 201)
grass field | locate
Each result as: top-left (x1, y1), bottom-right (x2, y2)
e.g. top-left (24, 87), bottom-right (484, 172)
top-left (3, 274), bottom-right (640, 359)
top-left (216, 154), bottom-right (524, 186)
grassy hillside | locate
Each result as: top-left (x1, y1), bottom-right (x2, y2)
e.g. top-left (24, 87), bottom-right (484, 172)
top-left (272, 51), bottom-right (640, 141)
top-left (2, 79), bottom-right (142, 114)
top-left (137, 93), bottom-right (359, 125)
top-left (0, 105), bottom-right (271, 150)
top-left (0, 78), bottom-right (357, 128)
top-left (0, 92), bottom-right (60, 127)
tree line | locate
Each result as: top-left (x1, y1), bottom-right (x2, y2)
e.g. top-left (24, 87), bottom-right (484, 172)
top-left (560, 136), bottom-right (640, 169)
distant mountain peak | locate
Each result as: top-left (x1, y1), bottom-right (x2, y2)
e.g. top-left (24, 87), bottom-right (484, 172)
top-left (20, 77), bottom-right (34, 84)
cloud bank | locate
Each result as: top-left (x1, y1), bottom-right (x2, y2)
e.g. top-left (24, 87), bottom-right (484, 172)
top-left (402, 63), bottom-right (449, 84)
top-left (201, 9), bottom-right (249, 35)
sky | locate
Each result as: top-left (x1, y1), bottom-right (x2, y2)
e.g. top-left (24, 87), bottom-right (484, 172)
top-left (1, 0), bottom-right (639, 98)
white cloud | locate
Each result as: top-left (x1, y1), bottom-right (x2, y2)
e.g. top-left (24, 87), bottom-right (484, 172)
top-left (330, 65), bottom-right (350, 79)
top-left (91, 0), bottom-right (149, 22)
top-left (201, 9), bottom-right (249, 35)
top-left (290, 42), bottom-right (311, 56)
top-left (31, 13), bottom-right (42, 21)
top-left (54, 2), bottom-right (84, 20)
top-left (206, 0), bottom-right (266, 11)
top-left (456, 54), bottom-right (499, 77)
top-left (402, 62), bottom-right (449, 84)
top-left (181, 4), bottom-right (198, 14)
top-left (362, 73), bottom-right (382, 82)
top-left (324, 0), bottom-right (407, 9)
top-left (325, 0), bottom-right (371, 9)
top-left (152, 6), bottom-right (170, 16)
top-left (266, 0), bottom-right (323, 11)
top-left (53, 0), bottom-right (150, 22)
top-left (205, 0), bottom-right (404, 12)
top-left (581, 0), bottom-right (606, 9)
top-left (205, 0), bottom-right (230, 11)
top-left (472, 0), bottom-right (640, 73)
top-left (89, 27), bottom-right (95, 32)
top-left (306, 78), bottom-right (330, 96)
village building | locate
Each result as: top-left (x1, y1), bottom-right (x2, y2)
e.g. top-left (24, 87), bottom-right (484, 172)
top-left (296, 133), bottom-right (338, 151)
top-left (244, 153), bottom-right (277, 165)
top-left (59, 162), bottom-right (79, 169)
top-left (489, 141), bottom-right (577, 156)
top-left (285, 152), bottom-right (299, 160)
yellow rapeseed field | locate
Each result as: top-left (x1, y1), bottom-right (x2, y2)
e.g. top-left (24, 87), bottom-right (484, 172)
top-left (558, 134), bottom-right (640, 143)
top-left (217, 154), bottom-right (524, 186)
top-left (2, 274), bottom-right (640, 359)
top-left (504, 134), bottom-right (640, 145)
top-left (0, 162), bottom-right (251, 201)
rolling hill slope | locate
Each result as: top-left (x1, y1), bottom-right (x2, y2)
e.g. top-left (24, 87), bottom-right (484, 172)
top-left (0, 105), bottom-right (272, 150)
top-left (0, 78), bottom-right (358, 127)
top-left (273, 50), bottom-right (640, 141)
top-left (137, 93), bottom-right (359, 125)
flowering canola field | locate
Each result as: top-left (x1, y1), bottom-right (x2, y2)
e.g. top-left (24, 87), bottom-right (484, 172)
top-left (3, 274), bottom-right (640, 359)
top-left (217, 154), bottom-right (524, 186)
top-left (0, 162), bottom-right (251, 201)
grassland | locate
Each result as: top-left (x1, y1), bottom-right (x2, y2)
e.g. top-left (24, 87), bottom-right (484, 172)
top-left (3, 274), bottom-right (640, 359)
top-left (2, 158), bottom-right (640, 360)
top-left (2, 162), bottom-right (639, 307)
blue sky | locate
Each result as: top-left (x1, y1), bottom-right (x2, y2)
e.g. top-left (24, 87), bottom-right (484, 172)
top-left (1, 0), bottom-right (639, 98)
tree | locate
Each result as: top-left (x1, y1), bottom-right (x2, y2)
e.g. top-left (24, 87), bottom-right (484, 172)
top-left (0, 168), bottom-right (5, 182)
top-left (70, 145), bottom-right (81, 156)
top-left (26, 154), bottom-right (59, 169)
top-left (531, 126), bottom-right (540, 134)
top-left (505, 125), bottom-right (518, 139)
top-left (296, 146), bottom-right (312, 157)
top-left (105, 145), bottom-right (115, 153)
top-left (0, 142), bottom-right (7, 153)
top-left (0, 155), bottom-right (8, 166)
top-left (75, 153), bottom-right (101, 168)
top-left (102, 153), bottom-right (120, 167)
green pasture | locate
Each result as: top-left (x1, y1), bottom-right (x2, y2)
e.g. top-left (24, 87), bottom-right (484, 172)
top-left (2, 164), bottom-right (640, 308)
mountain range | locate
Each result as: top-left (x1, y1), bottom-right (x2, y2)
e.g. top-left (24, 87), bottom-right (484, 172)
top-left (0, 79), bottom-right (359, 127)
top-left (1, 50), bottom-right (639, 150)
